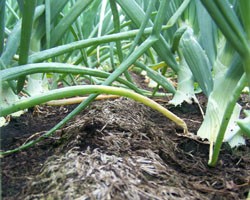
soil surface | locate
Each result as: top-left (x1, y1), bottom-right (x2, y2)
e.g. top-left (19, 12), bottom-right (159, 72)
top-left (1, 95), bottom-right (250, 200)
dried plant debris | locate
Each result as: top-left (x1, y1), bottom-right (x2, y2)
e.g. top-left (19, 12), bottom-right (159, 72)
top-left (23, 148), bottom-right (202, 200)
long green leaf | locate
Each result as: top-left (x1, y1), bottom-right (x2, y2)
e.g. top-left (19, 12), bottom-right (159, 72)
top-left (135, 61), bottom-right (176, 94)
top-left (180, 27), bottom-right (213, 96)
top-left (29, 26), bottom-right (169, 63)
top-left (197, 54), bottom-right (245, 166)
top-left (17, 0), bottom-right (37, 93)
top-left (50, 0), bottom-right (69, 22)
top-left (17, 0), bottom-right (24, 13)
top-left (0, 5), bottom-right (44, 69)
top-left (238, 0), bottom-right (250, 90)
top-left (50, 0), bottom-right (92, 47)
top-left (0, 85), bottom-right (186, 132)
top-left (239, 0), bottom-right (250, 41)
top-left (0, 0), bottom-right (5, 56)
top-left (0, 63), bottom-right (142, 94)
top-left (200, 0), bottom-right (247, 58)
top-left (80, 0), bottom-right (101, 39)
top-left (116, 0), bottom-right (179, 72)
top-left (109, 0), bottom-right (133, 83)
top-left (0, 21), bottom-right (21, 69)
top-left (166, 0), bottom-right (191, 28)
top-left (45, 0), bottom-right (51, 49)
top-left (208, 74), bottom-right (246, 166)
top-left (127, 0), bottom-right (155, 57)
top-left (196, 0), bottom-right (217, 66)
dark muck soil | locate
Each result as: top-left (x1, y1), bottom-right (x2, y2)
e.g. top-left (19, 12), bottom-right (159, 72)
top-left (1, 96), bottom-right (250, 200)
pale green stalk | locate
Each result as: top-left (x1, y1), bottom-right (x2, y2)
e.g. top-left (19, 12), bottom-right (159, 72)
top-left (0, 63), bottom-right (142, 93)
top-left (209, 74), bottom-right (246, 166)
top-left (199, 0), bottom-right (250, 166)
top-left (0, 85), bottom-right (187, 131)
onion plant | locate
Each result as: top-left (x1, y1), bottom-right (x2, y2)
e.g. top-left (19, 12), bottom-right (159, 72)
top-left (0, 0), bottom-right (187, 156)
top-left (197, 0), bottom-right (250, 166)
top-left (0, 0), bottom-right (249, 170)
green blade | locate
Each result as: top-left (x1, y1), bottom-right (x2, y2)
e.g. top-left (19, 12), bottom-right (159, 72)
top-left (50, 0), bottom-right (92, 47)
top-left (17, 0), bottom-right (37, 93)
top-left (116, 0), bottom-right (179, 72)
top-left (0, 0), bottom-right (6, 55)
top-left (180, 27), bottom-right (213, 96)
